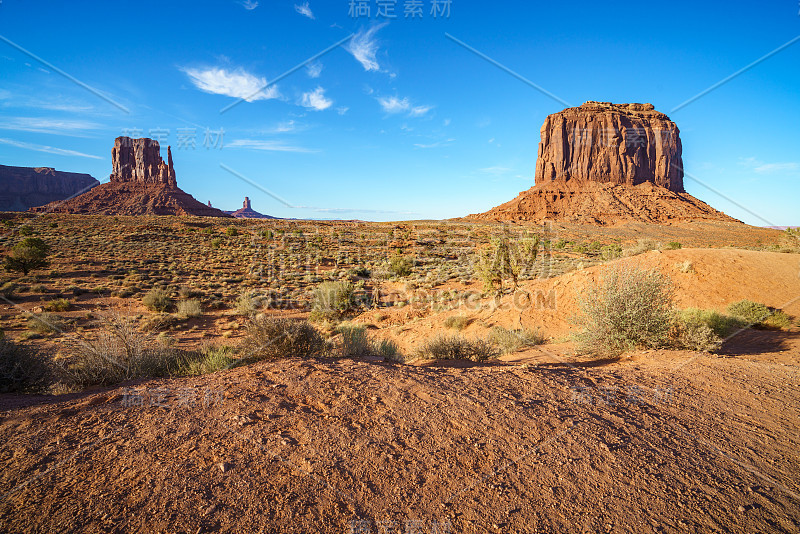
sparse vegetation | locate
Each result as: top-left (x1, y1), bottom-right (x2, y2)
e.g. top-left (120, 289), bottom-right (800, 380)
top-left (443, 315), bottom-right (470, 330)
top-left (388, 254), bottom-right (414, 277)
top-left (727, 300), bottom-right (772, 326)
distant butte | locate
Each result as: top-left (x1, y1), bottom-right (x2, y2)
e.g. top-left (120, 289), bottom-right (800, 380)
top-left (467, 102), bottom-right (737, 224)
top-left (227, 197), bottom-right (276, 219)
top-left (30, 137), bottom-right (230, 217)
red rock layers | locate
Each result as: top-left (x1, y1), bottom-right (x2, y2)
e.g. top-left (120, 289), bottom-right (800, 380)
top-left (30, 137), bottom-right (229, 217)
top-left (468, 102), bottom-right (737, 225)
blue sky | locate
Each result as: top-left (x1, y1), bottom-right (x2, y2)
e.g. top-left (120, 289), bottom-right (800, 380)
top-left (0, 0), bottom-right (798, 224)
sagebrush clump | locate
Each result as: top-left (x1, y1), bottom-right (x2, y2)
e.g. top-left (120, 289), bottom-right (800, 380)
top-left (574, 266), bottom-right (674, 355)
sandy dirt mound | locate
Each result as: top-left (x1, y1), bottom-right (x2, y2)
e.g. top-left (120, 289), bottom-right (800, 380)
top-left (362, 248), bottom-right (800, 354)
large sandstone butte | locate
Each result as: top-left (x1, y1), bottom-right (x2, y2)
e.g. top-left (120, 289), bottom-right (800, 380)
top-left (469, 102), bottom-right (737, 224)
top-left (30, 137), bottom-right (229, 217)
top-left (0, 165), bottom-right (99, 211)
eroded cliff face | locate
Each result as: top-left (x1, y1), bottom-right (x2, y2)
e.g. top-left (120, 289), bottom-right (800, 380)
top-left (534, 102), bottom-right (684, 192)
top-left (0, 165), bottom-right (99, 211)
top-left (110, 136), bottom-right (176, 186)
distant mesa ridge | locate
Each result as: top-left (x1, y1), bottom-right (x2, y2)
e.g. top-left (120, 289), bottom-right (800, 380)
top-left (468, 101), bottom-right (737, 224)
top-left (0, 165), bottom-right (99, 211)
top-left (30, 136), bottom-right (230, 217)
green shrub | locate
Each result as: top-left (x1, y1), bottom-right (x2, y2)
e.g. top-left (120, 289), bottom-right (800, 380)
top-left (727, 300), bottom-right (772, 326)
top-left (600, 244), bottom-right (623, 261)
top-left (4, 237), bottom-right (50, 275)
top-left (210, 238), bottom-right (223, 248)
top-left (415, 334), bottom-right (498, 362)
top-left (235, 291), bottom-right (262, 316)
top-left (260, 229), bottom-right (273, 240)
top-left (574, 266), bottom-right (674, 355)
top-left (241, 316), bottom-right (328, 361)
top-left (675, 318), bottom-right (721, 352)
top-left (763, 310), bottom-right (792, 329)
top-left (444, 315), bottom-right (470, 330)
top-left (337, 324), bottom-right (372, 357)
top-left (143, 288), bottom-right (172, 312)
top-left (225, 226), bottom-right (239, 236)
top-left (0, 281), bottom-right (18, 300)
top-left (176, 299), bottom-right (202, 318)
top-left (676, 308), bottom-right (745, 339)
top-left (310, 281), bottom-right (354, 321)
top-left (180, 346), bottom-right (237, 375)
top-left (44, 298), bottom-right (71, 312)
top-left (375, 339), bottom-right (401, 361)
top-left (666, 242), bottom-right (683, 250)
top-left (18, 225), bottom-right (33, 236)
top-left (389, 255), bottom-right (414, 277)
top-left (489, 326), bottom-right (546, 354)
top-left (0, 339), bottom-right (52, 393)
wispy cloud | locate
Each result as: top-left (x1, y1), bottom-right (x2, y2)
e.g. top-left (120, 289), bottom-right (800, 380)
top-left (377, 95), bottom-right (433, 117)
top-left (337, 106), bottom-right (349, 115)
top-left (0, 117), bottom-right (103, 136)
top-left (346, 24), bottom-right (386, 72)
top-left (294, 2), bottom-right (314, 19)
top-left (0, 137), bottom-right (102, 159)
top-left (239, 0), bottom-right (259, 10)
top-left (226, 139), bottom-right (318, 153)
top-left (739, 157), bottom-right (799, 175)
top-left (181, 66), bottom-right (280, 102)
top-left (300, 87), bottom-right (333, 111)
top-left (480, 166), bottom-right (514, 175)
top-left (414, 138), bottom-right (455, 149)
top-left (305, 62), bottom-right (323, 78)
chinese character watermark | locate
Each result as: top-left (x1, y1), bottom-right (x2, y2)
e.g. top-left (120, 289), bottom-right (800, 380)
top-left (349, 0), bottom-right (451, 19)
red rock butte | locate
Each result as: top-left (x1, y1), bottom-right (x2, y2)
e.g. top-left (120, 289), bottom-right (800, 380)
top-left (30, 136), bottom-right (229, 217)
top-left (468, 102), bottom-right (737, 224)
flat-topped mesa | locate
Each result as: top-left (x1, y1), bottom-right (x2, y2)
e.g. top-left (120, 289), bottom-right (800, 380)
top-left (110, 136), bottom-right (177, 187)
top-left (534, 101), bottom-right (684, 192)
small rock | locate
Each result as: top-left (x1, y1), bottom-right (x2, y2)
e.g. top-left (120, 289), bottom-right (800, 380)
top-left (217, 461), bottom-right (232, 473)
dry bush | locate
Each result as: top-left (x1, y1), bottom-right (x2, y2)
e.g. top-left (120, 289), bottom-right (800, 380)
top-left (27, 312), bottom-right (66, 334)
top-left (176, 299), bottom-right (202, 318)
top-left (443, 315), bottom-right (470, 330)
top-left (180, 346), bottom-right (237, 375)
top-left (574, 266), bottom-right (674, 355)
top-left (623, 239), bottom-right (661, 257)
top-left (241, 316), bottom-right (328, 361)
top-left (66, 312), bottom-right (186, 387)
top-left (489, 326), bottom-right (546, 354)
top-left (415, 334), bottom-right (498, 362)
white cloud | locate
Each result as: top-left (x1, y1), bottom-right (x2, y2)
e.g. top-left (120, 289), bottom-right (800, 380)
top-left (346, 24), bottom-right (386, 72)
top-left (337, 106), bottom-right (349, 115)
top-left (240, 0), bottom-right (259, 10)
top-left (227, 139), bottom-right (318, 153)
top-left (300, 87), bottom-right (333, 111)
top-left (377, 96), bottom-right (432, 117)
top-left (306, 62), bottom-right (323, 78)
top-left (0, 137), bottom-right (102, 159)
top-left (0, 117), bottom-right (102, 136)
top-left (295, 2), bottom-right (314, 19)
top-left (181, 66), bottom-right (280, 102)
top-left (378, 96), bottom-right (410, 113)
top-left (409, 105), bottom-right (432, 117)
